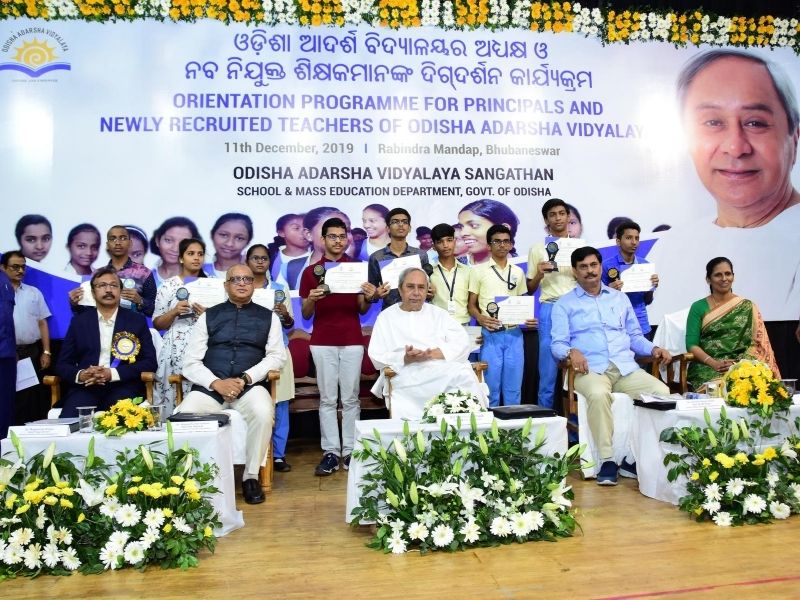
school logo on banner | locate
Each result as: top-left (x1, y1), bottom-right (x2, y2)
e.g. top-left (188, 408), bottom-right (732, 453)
top-left (0, 28), bottom-right (70, 79)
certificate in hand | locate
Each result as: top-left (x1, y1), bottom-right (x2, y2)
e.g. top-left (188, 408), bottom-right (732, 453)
top-left (325, 261), bottom-right (368, 294)
top-left (185, 278), bottom-right (226, 308)
top-left (251, 288), bottom-right (276, 309)
top-left (78, 280), bottom-right (96, 307)
top-left (379, 255), bottom-right (422, 289)
top-left (620, 263), bottom-right (656, 293)
top-left (545, 237), bottom-right (586, 270)
top-left (495, 295), bottom-right (535, 325)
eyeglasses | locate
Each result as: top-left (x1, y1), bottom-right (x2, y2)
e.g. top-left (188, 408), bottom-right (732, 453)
top-left (7, 264), bottom-right (26, 271)
top-left (249, 256), bottom-right (269, 262)
top-left (389, 219), bottom-right (410, 226)
top-left (107, 235), bottom-right (129, 242)
top-left (490, 239), bottom-right (513, 246)
top-left (93, 282), bottom-right (120, 290)
top-left (324, 234), bottom-right (348, 241)
top-left (228, 276), bottom-right (255, 285)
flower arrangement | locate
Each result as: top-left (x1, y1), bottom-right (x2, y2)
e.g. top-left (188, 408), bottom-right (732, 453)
top-left (350, 416), bottom-right (583, 553)
top-left (722, 360), bottom-right (792, 419)
top-left (0, 425), bottom-right (220, 578)
top-left (2, 0), bottom-right (799, 54)
top-left (94, 397), bottom-right (155, 437)
top-left (420, 390), bottom-right (488, 423)
top-left (662, 407), bottom-right (800, 526)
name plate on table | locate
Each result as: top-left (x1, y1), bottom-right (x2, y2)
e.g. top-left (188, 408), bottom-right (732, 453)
top-left (676, 397), bottom-right (725, 411)
top-left (169, 420), bottom-right (219, 433)
top-left (9, 424), bottom-right (74, 437)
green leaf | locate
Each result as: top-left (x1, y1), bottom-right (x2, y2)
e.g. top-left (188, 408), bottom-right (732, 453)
top-left (86, 436), bottom-right (96, 470)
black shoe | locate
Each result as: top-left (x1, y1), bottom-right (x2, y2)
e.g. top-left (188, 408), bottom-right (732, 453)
top-left (314, 452), bottom-right (340, 476)
top-left (242, 479), bottom-right (265, 504)
top-left (619, 458), bottom-right (637, 479)
top-left (342, 455), bottom-right (351, 471)
top-left (596, 461), bottom-right (618, 486)
top-left (273, 458), bottom-right (292, 473)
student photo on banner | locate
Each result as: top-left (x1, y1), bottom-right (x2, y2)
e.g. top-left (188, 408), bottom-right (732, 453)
top-left (63, 223), bottom-right (101, 277)
top-left (206, 212), bottom-right (253, 279)
top-left (457, 199), bottom-right (520, 265)
top-left (15, 214), bottom-right (53, 265)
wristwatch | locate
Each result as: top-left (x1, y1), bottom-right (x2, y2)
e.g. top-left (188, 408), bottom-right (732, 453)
top-left (239, 373), bottom-right (251, 386)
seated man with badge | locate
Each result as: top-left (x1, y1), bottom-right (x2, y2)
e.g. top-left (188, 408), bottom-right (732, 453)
top-left (56, 267), bottom-right (158, 417)
top-left (369, 267), bottom-right (487, 420)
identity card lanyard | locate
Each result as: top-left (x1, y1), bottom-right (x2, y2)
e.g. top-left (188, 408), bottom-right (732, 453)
top-left (437, 264), bottom-right (458, 314)
top-left (491, 265), bottom-right (517, 291)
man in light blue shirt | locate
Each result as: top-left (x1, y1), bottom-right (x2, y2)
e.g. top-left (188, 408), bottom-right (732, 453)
top-left (551, 246), bottom-right (671, 486)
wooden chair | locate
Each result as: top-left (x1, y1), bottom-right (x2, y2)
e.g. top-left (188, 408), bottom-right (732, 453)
top-left (42, 373), bottom-right (155, 408)
top-left (383, 362), bottom-right (488, 418)
top-left (168, 371), bottom-right (280, 492)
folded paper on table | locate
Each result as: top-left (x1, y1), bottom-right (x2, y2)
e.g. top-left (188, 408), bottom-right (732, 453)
top-left (325, 261), bottom-right (368, 294)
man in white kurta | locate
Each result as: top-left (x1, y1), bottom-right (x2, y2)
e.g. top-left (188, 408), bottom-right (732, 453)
top-left (369, 268), bottom-right (486, 420)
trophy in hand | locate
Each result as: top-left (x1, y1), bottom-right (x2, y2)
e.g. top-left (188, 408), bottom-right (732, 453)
top-left (175, 287), bottom-right (193, 319)
top-left (314, 264), bottom-right (330, 295)
top-left (607, 267), bottom-right (620, 283)
top-left (274, 289), bottom-right (286, 305)
top-left (545, 241), bottom-right (559, 272)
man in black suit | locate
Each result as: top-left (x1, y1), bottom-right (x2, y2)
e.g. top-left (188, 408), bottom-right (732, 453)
top-left (56, 267), bottom-right (157, 417)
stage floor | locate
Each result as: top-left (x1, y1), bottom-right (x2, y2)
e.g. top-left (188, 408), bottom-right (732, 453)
top-left (5, 439), bottom-right (800, 599)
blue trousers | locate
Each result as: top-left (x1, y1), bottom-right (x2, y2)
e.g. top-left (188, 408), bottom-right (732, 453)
top-left (537, 302), bottom-right (558, 409)
top-left (272, 401), bottom-right (289, 459)
top-left (480, 326), bottom-right (523, 407)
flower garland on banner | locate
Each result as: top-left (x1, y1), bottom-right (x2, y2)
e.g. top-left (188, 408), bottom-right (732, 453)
top-left (350, 415), bottom-right (584, 553)
top-left (2, 0), bottom-right (799, 53)
top-left (0, 425), bottom-right (220, 578)
top-left (662, 360), bottom-right (798, 527)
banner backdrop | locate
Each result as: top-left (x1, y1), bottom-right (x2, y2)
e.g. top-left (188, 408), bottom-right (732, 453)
top-left (2, 21), bottom-right (799, 334)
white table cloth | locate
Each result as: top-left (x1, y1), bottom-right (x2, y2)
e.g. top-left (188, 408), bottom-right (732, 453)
top-left (346, 415), bottom-right (567, 523)
top-left (1, 427), bottom-right (244, 536)
top-left (631, 404), bottom-right (800, 505)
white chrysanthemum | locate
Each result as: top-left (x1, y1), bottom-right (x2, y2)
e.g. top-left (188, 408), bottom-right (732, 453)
top-left (60, 547), bottom-right (81, 571)
top-left (140, 528), bottom-right (160, 550)
top-left (704, 483), bottom-right (722, 501)
top-left (492, 479), bottom-right (506, 492)
top-left (124, 541), bottom-right (146, 565)
top-left (489, 516), bottom-right (512, 537)
top-left (726, 478), bottom-right (745, 497)
top-left (100, 497), bottom-right (121, 518)
top-left (769, 501), bottom-right (791, 520)
top-left (743, 494), bottom-right (767, 515)
top-left (4, 544), bottom-right (24, 565)
top-left (407, 522), bottom-right (429, 541)
top-left (790, 482), bottom-right (800, 501)
top-left (701, 500), bottom-right (721, 514)
top-left (523, 510), bottom-right (544, 532)
top-left (143, 508), bottom-right (165, 529)
top-left (766, 471), bottom-right (780, 488)
top-left (172, 516), bottom-right (193, 535)
top-left (115, 504), bottom-right (142, 528)
top-left (387, 531), bottom-right (407, 554)
top-left (431, 524), bottom-right (455, 547)
top-left (100, 545), bottom-right (122, 570)
top-left (458, 482), bottom-right (486, 514)
top-left (510, 513), bottom-right (530, 537)
top-left (23, 543), bottom-right (42, 570)
top-left (108, 530), bottom-right (130, 552)
top-left (460, 518), bottom-right (481, 543)
top-left (712, 511), bottom-right (732, 527)
top-left (421, 480), bottom-right (458, 497)
top-left (0, 517), bottom-right (21, 526)
top-left (10, 528), bottom-right (34, 546)
top-left (42, 543), bottom-right (61, 568)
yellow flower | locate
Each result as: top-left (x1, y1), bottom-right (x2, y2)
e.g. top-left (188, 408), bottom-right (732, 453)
top-left (77, 513), bottom-right (85, 523)
top-left (690, 472), bottom-right (699, 481)
top-left (714, 453), bottom-right (735, 469)
top-left (694, 507), bottom-right (703, 515)
top-left (128, 487), bottom-right (139, 495)
top-left (701, 458), bottom-right (711, 467)
top-left (101, 414), bottom-right (118, 429)
top-left (762, 447), bottom-right (777, 461)
top-left (163, 508), bottom-right (174, 518)
top-left (5, 493), bottom-right (18, 509)
top-left (43, 495), bottom-right (58, 506)
top-left (16, 503), bottom-right (31, 514)
top-left (734, 452), bottom-right (749, 464)
top-left (166, 486), bottom-right (181, 496)
top-left (753, 458), bottom-right (765, 466)
top-left (183, 479), bottom-right (199, 494)
top-left (171, 475), bottom-right (185, 485)
top-left (163, 523), bottom-right (173, 533)
top-left (60, 498), bottom-right (73, 509)
top-left (204, 526), bottom-right (213, 538)
top-left (709, 472), bottom-right (719, 482)
top-left (131, 476), bottom-right (143, 483)
top-left (105, 484), bottom-right (118, 496)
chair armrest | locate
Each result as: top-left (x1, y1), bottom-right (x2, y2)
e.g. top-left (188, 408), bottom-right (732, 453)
top-left (384, 367), bottom-right (396, 379)
top-left (43, 375), bottom-right (61, 407)
top-left (472, 361), bottom-right (487, 383)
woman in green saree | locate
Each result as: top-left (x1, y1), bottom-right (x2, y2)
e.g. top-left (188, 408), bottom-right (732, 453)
top-left (686, 257), bottom-right (780, 389)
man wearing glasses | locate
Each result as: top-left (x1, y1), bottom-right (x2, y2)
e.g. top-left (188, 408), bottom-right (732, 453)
top-left (56, 267), bottom-right (157, 418)
top-left (367, 207), bottom-right (430, 311)
top-left (301, 218), bottom-right (377, 476)
top-left (0, 251), bottom-right (51, 424)
top-left (468, 225), bottom-right (536, 406)
top-left (178, 264), bottom-right (286, 504)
